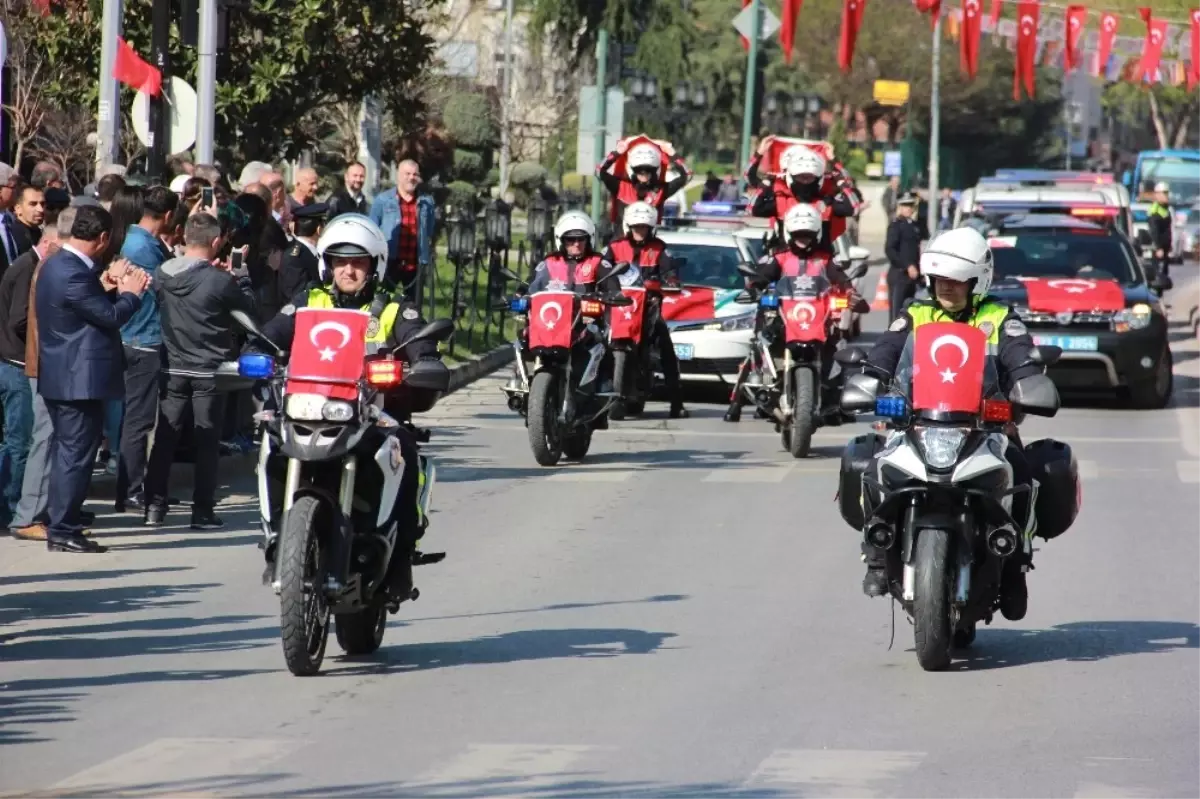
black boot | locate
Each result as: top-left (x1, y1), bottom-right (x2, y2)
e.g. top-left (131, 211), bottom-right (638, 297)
top-left (670, 401), bottom-right (690, 419)
top-left (862, 569), bottom-right (888, 597)
top-left (999, 561), bottom-right (1028, 621)
top-left (724, 402), bottom-right (742, 422)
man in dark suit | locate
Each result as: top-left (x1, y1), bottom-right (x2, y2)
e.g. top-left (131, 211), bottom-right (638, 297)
top-left (278, 202), bottom-right (325, 300)
top-left (36, 205), bottom-right (150, 552)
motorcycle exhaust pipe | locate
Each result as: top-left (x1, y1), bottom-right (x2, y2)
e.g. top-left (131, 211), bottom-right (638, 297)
top-left (507, 395), bottom-right (525, 413)
top-left (864, 523), bottom-right (895, 550)
top-left (986, 527), bottom-right (1018, 558)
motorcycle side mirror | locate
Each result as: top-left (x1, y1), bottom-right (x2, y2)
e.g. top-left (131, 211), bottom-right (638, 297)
top-left (231, 309), bottom-right (285, 357)
top-left (402, 359), bottom-right (452, 392)
top-left (833, 346), bottom-right (869, 366)
top-left (736, 261), bottom-right (759, 279)
top-left (848, 245), bottom-right (871, 261)
top-left (500, 267), bottom-right (525, 284)
top-left (604, 261), bottom-right (632, 280)
top-left (1009, 373), bottom-right (1060, 418)
top-left (395, 318), bottom-right (455, 352)
top-left (840, 373), bottom-right (881, 412)
top-left (844, 261), bottom-right (869, 280)
top-left (605, 293), bottom-right (634, 307)
top-left (734, 290), bottom-right (756, 304)
top-left (1028, 345), bottom-right (1062, 367)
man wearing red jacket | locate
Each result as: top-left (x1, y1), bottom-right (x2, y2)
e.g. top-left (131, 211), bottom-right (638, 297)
top-left (745, 138), bottom-right (860, 249)
top-left (596, 138), bottom-right (691, 226)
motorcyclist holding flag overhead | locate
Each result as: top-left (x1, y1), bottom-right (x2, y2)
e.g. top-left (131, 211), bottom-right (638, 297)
top-left (596, 137), bottom-right (692, 224)
top-left (253, 213), bottom-right (444, 602)
top-left (745, 137), bottom-right (860, 251)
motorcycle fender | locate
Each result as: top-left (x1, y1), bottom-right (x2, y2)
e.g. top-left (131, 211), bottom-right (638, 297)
top-left (579, 343), bottom-right (606, 386)
top-left (878, 441), bottom-right (928, 483)
top-left (513, 341), bottom-right (530, 386)
top-left (372, 434), bottom-right (408, 529)
top-left (256, 433), bottom-right (272, 534)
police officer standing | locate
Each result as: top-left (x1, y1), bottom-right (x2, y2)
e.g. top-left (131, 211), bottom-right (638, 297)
top-left (1147, 181), bottom-right (1173, 278)
top-left (279, 203), bottom-right (326, 300)
top-left (883, 191), bottom-right (923, 322)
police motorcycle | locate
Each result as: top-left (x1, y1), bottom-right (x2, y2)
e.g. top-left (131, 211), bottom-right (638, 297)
top-left (732, 259), bottom-right (871, 458)
top-left (499, 263), bottom-right (635, 465)
top-left (608, 263), bottom-right (680, 420)
top-left (216, 309), bottom-right (454, 677)
top-left (833, 323), bottom-right (1081, 671)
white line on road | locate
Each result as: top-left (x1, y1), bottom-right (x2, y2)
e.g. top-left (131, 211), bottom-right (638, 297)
top-left (745, 749), bottom-right (926, 797)
top-left (703, 465), bottom-right (795, 483)
top-left (47, 737), bottom-right (304, 796)
top-left (545, 470), bottom-right (633, 482)
top-left (406, 744), bottom-right (602, 794)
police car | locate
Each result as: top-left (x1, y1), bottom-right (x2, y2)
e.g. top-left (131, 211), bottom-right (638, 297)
top-left (984, 214), bottom-right (1174, 409)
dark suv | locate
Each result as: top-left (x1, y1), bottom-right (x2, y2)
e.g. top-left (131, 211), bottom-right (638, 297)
top-left (984, 214), bottom-right (1174, 408)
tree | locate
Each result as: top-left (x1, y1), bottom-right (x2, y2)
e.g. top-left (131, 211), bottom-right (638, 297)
top-left (30, 107), bottom-right (94, 190)
top-left (0, 0), bottom-right (50, 169)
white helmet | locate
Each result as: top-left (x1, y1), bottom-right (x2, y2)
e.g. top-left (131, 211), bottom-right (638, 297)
top-left (783, 203), bottom-right (823, 242)
top-left (920, 227), bottom-right (994, 296)
top-left (169, 174), bottom-right (190, 193)
top-left (784, 146), bottom-right (826, 180)
top-left (316, 213), bottom-right (389, 282)
top-left (1154, 181), bottom-right (1170, 193)
top-left (626, 143), bottom-right (661, 177)
top-left (623, 201), bottom-right (657, 232)
top-left (553, 210), bottom-right (596, 249)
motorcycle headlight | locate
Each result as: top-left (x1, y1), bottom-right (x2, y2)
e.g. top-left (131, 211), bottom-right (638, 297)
top-left (914, 427), bottom-right (968, 469)
top-left (285, 394), bottom-right (355, 423)
top-left (322, 400), bottom-right (355, 422)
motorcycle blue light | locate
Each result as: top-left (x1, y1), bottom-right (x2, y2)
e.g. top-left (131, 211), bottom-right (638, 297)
top-left (238, 353), bottom-right (275, 379)
top-left (509, 296), bottom-right (530, 313)
top-left (874, 396), bottom-right (907, 418)
top-left (759, 294), bottom-right (779, 309)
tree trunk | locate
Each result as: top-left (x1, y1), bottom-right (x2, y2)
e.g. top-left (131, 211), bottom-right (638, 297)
top-left (1172, 112), bottom-right (1193, 149)
top-left (1147, 91), bottom-right (1169, 150)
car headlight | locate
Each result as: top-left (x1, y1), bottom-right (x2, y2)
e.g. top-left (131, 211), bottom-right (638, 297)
top-left (1114, 302), bottom-right (1155, 331)
top-left (913, 427), bottom-right (968, 469)
top-left (285, 393), bottom-right (356, 422)
top-left (706, 312), bottom-right (756, 332)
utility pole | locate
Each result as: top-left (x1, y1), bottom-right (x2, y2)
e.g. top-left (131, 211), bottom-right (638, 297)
top-left (146, 0), bottom-right (171, 181)
top-left (195, 0), bottom-right (217, 163)
top-left (738, 0), bottom-right (761, 190)
top-left (96, 0), bottom-right (123, 171)
top-left (498, 0), bottom-right (514, 199)
top-left (927, 10), bottom-right (941, 240)
top-left (589, 29), bottom-right (609, 224)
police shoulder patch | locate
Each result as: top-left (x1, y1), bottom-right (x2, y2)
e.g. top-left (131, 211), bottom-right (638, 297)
top-left (979, 321), bottom-right (995, 337)
top-left (1003, 319), bottom-right (1027, 337)
top-left (289, 243), bottom-right (301, 256)
top-left (366, 317), bottom-right (381, 337)
top-left (401, 307), bottom-right (420, 320)
top-left (889, 316), bottom-right (908, 332)
top-left (280, 304), bottom-right (296, 316)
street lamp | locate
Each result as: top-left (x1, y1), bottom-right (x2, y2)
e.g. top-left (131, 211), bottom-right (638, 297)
top-left (484, 198), bottom-right (512, 252)
top-left (645, 77), bottom-right (658, 98)
top-left (528, 196), bottom-right (552, 243)
top-left (766, 94), bottom-right (778, 115)
top-left (631, 76), bottom-right (645, 98)
top-left (807, 95), bottom-right (821, 114)
top-left (692, 85), bottom-right (707, 108)
top-left (446, 206), bottom-right (476, 261)
top-left (790, 96), bottom-right (807, 116)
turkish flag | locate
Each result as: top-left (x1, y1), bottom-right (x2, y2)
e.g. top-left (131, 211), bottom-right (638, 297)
top-left (760, 137), bottom-right (834, 175)
top-left (113, 37), bottom-right (162, 97)
top-left (961, 0), bottom-right (982, 78)
top-left (286, 307), bottom-right (370, 401)
top-left (1021, 278), bottom-right (1126, 313)
top-left (608, 287), bottom-right (646, 343)
top-left (660, 286), bottom-right (716, 322)
top-left (739, 0), bottom-right (751, 51)
top-left (1096, 12), bottom-right (1118, 78)
top-left (911, 322), bottom-right (988, 414)
top-left (1190, 9), bottom-right (1200, 90)
top-left (1134, 8), bottom-right (1169, 84)
top-left (988, 0), bottom-right (1001, 28)
top-left (1013, 0), bottom-right (1039, 101)
top-left (837, 0), bottom-right (867, 73)
top-left (1064, 5), bottom-right (1087, 72)
top-left (528, 291), bottom-right (577, 350)
top-left (914, 0), bottom-right (940, 30)
top-left (781, 0), bottom-right (803, 64)
top-left (781, 296), bottom-right (829, 343)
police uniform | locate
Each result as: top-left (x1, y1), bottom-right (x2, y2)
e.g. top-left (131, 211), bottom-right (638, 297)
top-left (278, 203), bottom-right (326, 300)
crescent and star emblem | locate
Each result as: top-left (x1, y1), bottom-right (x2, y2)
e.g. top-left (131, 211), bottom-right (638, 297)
top-left (309, 320), bottom-right (352, 362)
top-left (1150, 29), bottom-right (1162, 45)
top-left (539, 301), bottom-right (564, 330)
top-left (1103, 16), bottom-right (1115, 31)
top-left (965, 0), bottom-right (978, 17)
top-left (1193, 9), bottom-right (1200, 23)
top-left (1020, 14), bottom-right (1034, 34)
top-left (1046, 278), bottom-right (1096, 295)
top-left (623, 294), bottom-right (639, 321)
top-left (789, 300), bottom-right (817, 331)
top-left (929, 334), bottom-right (970, 384)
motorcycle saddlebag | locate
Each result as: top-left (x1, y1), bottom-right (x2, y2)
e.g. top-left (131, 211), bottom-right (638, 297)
top-left (1024, 438), bottom-right (1080, 540)
top-left (837, 433), bottom-right (883, 530)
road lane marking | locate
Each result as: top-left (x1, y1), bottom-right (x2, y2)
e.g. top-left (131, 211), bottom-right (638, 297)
top-left (1077, 460), bottom-right (1099, 481)
top-left (544, 470), bottom-right (634, 482)
top-left (1073, 782), bottom-right (1157, 798)
top-left (406, 744), bottom-right (600, 793)
top-left (47, 737), bottom-right (303, 795)
top-left (703, 466), bottom-right (795, 483)
top-left (745, 749), bottom-right (925, 797)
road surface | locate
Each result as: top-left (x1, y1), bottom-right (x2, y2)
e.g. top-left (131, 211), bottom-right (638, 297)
top-left (1, 263), bottom-right (1197, 798)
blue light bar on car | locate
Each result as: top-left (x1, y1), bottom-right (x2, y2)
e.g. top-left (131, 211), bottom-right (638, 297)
top-left (690, 201), bottom-right (747, 216)
top-left (874, 396), bottom-right (907, 418)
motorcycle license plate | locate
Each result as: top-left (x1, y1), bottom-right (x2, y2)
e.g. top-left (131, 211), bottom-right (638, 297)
top-left (674, 344), bottom-right (694, 361)
top-left (1033, 335), bottom-right (1098, 352)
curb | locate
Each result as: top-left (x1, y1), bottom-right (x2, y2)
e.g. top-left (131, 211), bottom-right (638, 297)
top-left (446, 343), bottom-right (515, 394)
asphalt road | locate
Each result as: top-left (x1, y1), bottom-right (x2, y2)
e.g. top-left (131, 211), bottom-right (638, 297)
top-left (1, 261), bottom-right (1197, 798)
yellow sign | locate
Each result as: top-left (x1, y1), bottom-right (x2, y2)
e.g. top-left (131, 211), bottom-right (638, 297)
top-left (873, 80), bottom-right (910, 107)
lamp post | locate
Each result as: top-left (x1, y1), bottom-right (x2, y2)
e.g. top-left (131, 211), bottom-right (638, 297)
top-left (527, 196), bottom-right (553, 264)
top-left (444, 204), bottom-right (477, 357)
top-left (484, 198), bottom-right (512, 253)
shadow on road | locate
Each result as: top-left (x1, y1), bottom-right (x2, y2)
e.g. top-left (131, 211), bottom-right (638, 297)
top-left (0, 578), bottom-right (217, 627)
top-left (335, 627), bottom-right (677, 675)
top-left (0, 565), bottom-right (192, 587)
top-left (952, 620), bottom-right (1199, 671)
top-left (0, 616), bottom-right (274, 662)
top-left (404, 593), bottom-right (689, 625)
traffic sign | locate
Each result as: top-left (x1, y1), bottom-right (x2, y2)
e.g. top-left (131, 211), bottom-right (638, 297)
top-left (732, 5), bottom-right (781, 42)
top-left (873, 79), bottom-right (910, 107)
top-left (132, 76), bottom-right (197, 155)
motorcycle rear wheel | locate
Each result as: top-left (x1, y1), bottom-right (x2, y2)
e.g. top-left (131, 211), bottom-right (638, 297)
top-left (785, 367), bottom-right (817, 459)
top-left (528, 371), bottom-right (563, 466)
top-left (278, 495), bottom-right (331, 677)
top-left (335, 605), bottom-right (388, 656)
top-left (562, 428), bottom-right (593, 461)
top-left (913, 528), bottom-right (954, 671)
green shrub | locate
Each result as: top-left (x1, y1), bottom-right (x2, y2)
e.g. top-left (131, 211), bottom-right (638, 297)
top-left (453, 149), bottom-right (485, 183)
top-left (443, 93), bottom-right (497, 150)
top-left (446, 180), bottom-right (480, 213)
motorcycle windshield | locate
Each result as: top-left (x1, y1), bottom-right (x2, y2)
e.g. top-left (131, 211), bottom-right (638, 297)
top-left (893, 321), bottom-right (1001, 416)
top-left (285, 307), bottom-right (371, 401)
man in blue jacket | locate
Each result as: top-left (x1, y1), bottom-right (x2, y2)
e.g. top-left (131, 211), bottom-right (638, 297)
top-left (369, 160), bottom-right (435, 303)
top-left (115, 185), bottom-right (179, 511)
top-left (36, 205), bottom-right (150, 552)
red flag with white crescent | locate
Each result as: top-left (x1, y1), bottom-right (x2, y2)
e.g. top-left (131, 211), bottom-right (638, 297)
top-left (837, 0), bottom-right (867, 73)
top-left (911, 322), bottom-right (988, 414)
top-left (781, 0), bottom-right (803, 63)
top-left (608, 287), bottom-right (646, 343)
top-left (1064, 5), bottom-right (1087, 72)
top-left (961, 0), bottom-right (982, 78)
top-left (1133, 8), bottom-right (1169, 84)
top-left (781, 296), bottom-right (829, 343)
top-left (286, 307), bottom-right (370, 401)
top-left (1013, 0), bottom-right (1039, 100)
top-left (528, 291), bottom-right (577, 350)
top-left (1021, 278), bottom-right (1126, 313)
top-left (988, 0), bottom-right (1001, 28)
top-left (914, 0), bottom-right (940, 30)
top-left (1096, 12), bottom-right (1118, 78)
top-left (660, 286), bottom-right (716, 322)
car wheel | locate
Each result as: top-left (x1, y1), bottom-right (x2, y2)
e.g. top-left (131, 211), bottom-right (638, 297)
top-left (1127, 345), bottom-right (1173, 410)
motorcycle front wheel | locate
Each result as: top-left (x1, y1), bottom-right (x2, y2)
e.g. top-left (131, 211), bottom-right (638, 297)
top-left (528, 371), bottom-right (564, 466)
top-left (278, 495), bottom-right (331, 676)
top-left (913, 528), bottom-right (954, 671)
top-left (335, 605), bottom-right (388, 656)
top-left (784, 366), bottom-right (817, 459)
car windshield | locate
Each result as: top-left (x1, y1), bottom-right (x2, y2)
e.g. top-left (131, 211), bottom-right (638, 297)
top-left (664, 242), bottom-right (744, 290)
top-left (1186, 208), bottom-right (1200, 225)
top-left (742, 236), bottom-right (766, 263)
top-left (1139, 157), bottom-right (1200, 205)
top-left (988, 230), bottom-right (1142, 285)
top-left (892, 334), bottom-right (1004, 407)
